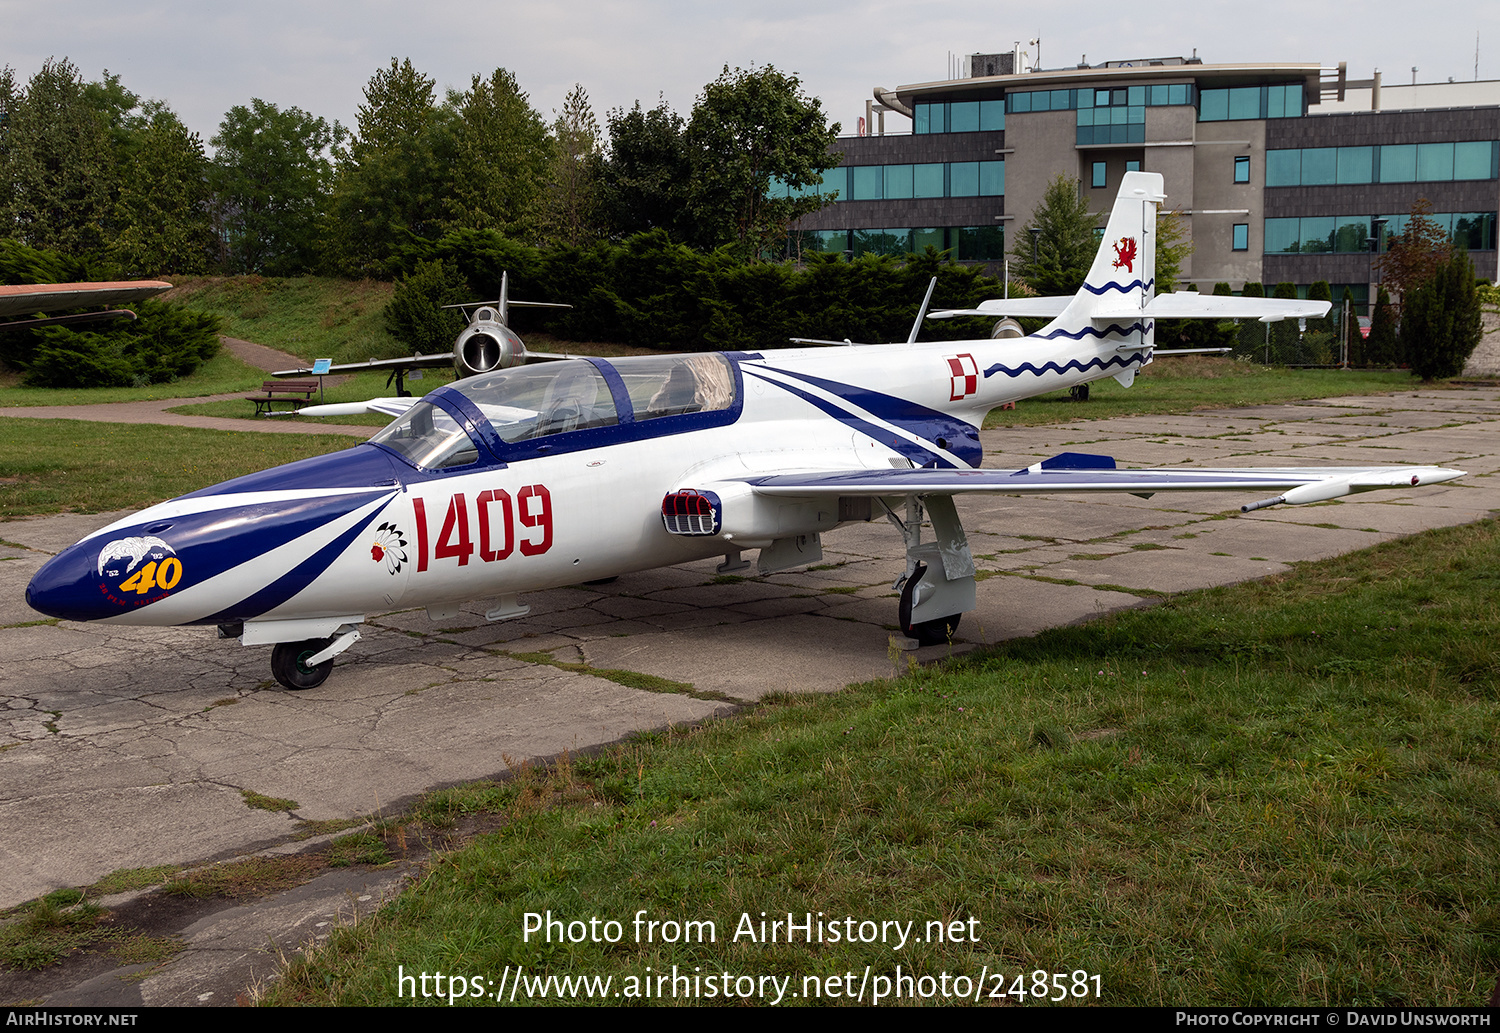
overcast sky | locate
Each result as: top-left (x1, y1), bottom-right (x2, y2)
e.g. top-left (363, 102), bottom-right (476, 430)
top-left (4, 0), bottom-right (1497, 149)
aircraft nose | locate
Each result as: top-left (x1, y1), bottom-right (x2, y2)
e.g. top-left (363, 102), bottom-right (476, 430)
top-left (26, 539), bottom-right (125, 622)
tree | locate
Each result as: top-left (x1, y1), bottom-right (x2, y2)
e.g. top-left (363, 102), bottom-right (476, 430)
top-left (681, 65), bottom-right (841, 258)
top-left (539, 84), bottom-right (602, 248)
top-left (109, 108), bottom-right (215, 275)
top-left (1011, 175), bottom-right (1095, 296)
top-left (1367, 287), bottom-right (1400, 366)
top-left (1377, 199), bottom-right (1450, 303)
top-left (323, 59), bottom-right (453, 276)
top-left (443, 69), bottom-right (552, 241)
top-left (0, 58), bottom-right (115, 256)
top-left (1403, 249), bottom-right (1483, 381)
top-left (210, 99), bottom-right (340, 274)
top-left (385, 258), bottom-right (471, 353)
top-left (598, 99), bottom-right (692, 241)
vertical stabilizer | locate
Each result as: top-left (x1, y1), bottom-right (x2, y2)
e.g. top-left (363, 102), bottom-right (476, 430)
top-left (1039, 172), bottom-right (1165, 348)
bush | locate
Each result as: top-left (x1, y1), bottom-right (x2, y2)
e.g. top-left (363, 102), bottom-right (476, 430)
top-left (21, 300), bottom-right (221, 388)
top-left (1403, 250), bottom-right (1483, 381)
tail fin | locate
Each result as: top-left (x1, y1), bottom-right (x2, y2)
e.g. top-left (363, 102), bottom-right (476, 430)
top-left (1040, 171), bottom-right (1165, 347)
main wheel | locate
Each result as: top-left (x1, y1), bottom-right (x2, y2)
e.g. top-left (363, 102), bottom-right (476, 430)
top-left (271, 638), bottom-right (335, 690)
top-left (898, 562), bottom-right (963, 646)
top-left (1070, 383), bottom-right (1091, 402)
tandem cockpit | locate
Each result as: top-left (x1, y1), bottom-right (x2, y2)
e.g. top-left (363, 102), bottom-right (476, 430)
top-left (370, 353), bottom-right (741, 472)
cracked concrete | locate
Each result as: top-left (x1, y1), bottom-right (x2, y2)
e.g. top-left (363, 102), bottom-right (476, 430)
top-left (2, 384), bottom-right (1499, 1004)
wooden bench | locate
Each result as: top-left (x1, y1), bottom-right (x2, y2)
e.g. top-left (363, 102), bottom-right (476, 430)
top-left (249, 379), bottom-right (319, 415)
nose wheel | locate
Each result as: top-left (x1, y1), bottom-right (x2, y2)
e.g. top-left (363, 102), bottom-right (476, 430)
top-left (271, 638), bottom-right (335, 690)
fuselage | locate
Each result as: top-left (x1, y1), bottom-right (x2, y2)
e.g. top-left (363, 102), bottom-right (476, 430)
top-left (26, 330), bottom-right (1149, 637)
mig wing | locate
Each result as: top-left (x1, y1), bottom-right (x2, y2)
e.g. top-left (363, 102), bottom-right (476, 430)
top-left (0, 280), bottom-right (173, 330)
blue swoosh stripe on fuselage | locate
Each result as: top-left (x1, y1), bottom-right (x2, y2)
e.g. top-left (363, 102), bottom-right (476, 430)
top-left (747, 366), bottom-right (982, 468)
top-left (983, 351), bottom-right (1148, 380)
top-left (199, 497), bottom-right (393, 624)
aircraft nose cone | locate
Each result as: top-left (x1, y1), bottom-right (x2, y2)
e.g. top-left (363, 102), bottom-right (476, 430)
top-left (26, 541), bottom-right (122, 622)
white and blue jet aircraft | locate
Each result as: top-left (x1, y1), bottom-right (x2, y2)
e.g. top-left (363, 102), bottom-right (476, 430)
top-left (25, 174), bottom-right (1464, 689)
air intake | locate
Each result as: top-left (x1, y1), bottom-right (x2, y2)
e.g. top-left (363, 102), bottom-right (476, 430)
top-left (661, 490), bottom-right (721, 536)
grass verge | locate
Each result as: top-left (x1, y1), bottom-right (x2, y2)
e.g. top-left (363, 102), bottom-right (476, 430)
top-left (263, 519), bottom-right (1500, 1007)
top-left (0, 420), bottom-right (362, 519)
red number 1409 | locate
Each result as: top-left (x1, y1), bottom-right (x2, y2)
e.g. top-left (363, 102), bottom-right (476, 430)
top-left (412, 485), bottom-right (552, 573)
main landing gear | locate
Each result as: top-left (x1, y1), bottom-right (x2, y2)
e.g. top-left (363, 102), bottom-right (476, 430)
top-left (885, 494), bottom-right (975, 648)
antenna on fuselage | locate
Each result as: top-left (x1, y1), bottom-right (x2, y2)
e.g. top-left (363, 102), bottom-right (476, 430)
top-left (907, 277), bottom-right (938, 344)
top-left (498, 270), bottom-right (509, 326)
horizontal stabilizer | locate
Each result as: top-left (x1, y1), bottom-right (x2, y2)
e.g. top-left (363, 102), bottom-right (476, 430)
top-left (1093, 292), bottom-right (1332, 323)
top-left (927, 297), bottom-right (1072, 320)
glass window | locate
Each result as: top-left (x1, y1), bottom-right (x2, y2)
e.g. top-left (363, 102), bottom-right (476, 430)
top-left (1149, 84), bottom-right (1169, 106)
top-left (1300, 148), bottom-right (1337, 185)
top-left (955, 226), bottom-right (1005, 261)
top-left (913, 163), bottom-right (944, 198)
top-left (949, 101), bottom-right (979, 133)
top-left (850, 166), bottom-right (883, 200)
top-left (912, 227), bottom-right (946, 253)
top-left (913, 103), bottom-right (932, 135)
top-left (979, 160), bottom-right (1004, 196)
top-left (1228, 87), bottom-right (1261, 120)
top-left (1051, 90), bottom-right (1072, 110)
top-left (1379, 144), bottom-right (1417, 182)
top-left (1264, 218), bottom-right (1301, 253)
top-left (1199, 89), bottom-right (1228, 121)
top-left (610, 355), bottom-right (735, 422)
top-left (852, 229), bottom-right (910, 257)
top-left (1008, 92), bottom-right (1031, 113)
top-left (1095, 89), bottom-right (1110, 108)
top-left (1128, 86), bottom-right (1146, 106)
top-left (1336, 146), bottom-right (1373, 184)
top-left (1299, 216), bottom-right (1335, 253)
top-left (1092, 161), bottom-right (1107, 188)
top-left (820, 167), bottom-right (846, 199)
top-left (1170, 83), bottom-right (1190, 105)
top-left (949, 162), bottom-right (979, 197)
top-left (883, 164), bottom-right (913, 199)
top-left (1266, 149), bottom-right (1298, 187)
top-left (450, 363), bottom-right (621, 443)
top-left (371, 401), bottom-right (482, 470)
top-left (1233, 155), bottom-right (1250, 183)
top-left (1232, 224), bottom-right (1249, 251)
top-left (979, 99), bottom-right (1005, 131)
top-left (1417, 142), bottom-right (1455, 181)
top-left (1333, 216), bottom-right (1370, 252)
top-left (1126, 160), bottom-right (1141, 173)
top-left (1454, 141), bottom-right (1495, 180)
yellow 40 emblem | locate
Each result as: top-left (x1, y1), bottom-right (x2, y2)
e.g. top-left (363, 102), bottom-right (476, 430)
top-left (119, 557), bottom-right (183, 595)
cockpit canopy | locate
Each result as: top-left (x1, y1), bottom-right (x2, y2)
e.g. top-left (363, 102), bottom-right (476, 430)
top-left (370, 353), bottom-right (738, 472)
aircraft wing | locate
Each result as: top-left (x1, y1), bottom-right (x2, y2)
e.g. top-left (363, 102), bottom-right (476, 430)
top-left (0, 280), bottom-right (172, 318)
top-left (740, 452), bottom-right (1463, 511)
top-left (272, 349), bottom-right (570, 379)
top-left (297, 398), bottom-right (419, 418)
top-left (927, 297), bottom-right (1072, 320)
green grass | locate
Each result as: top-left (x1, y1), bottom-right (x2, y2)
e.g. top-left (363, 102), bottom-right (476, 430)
top-left (0, 349), bottom-right (268, 407)
top-left (984, 356), bottom-right (1418, 429)
top-left (0, 419), bottom-right (361, 518)
top-left (263, 520), bottom-right (1500, 1007)
top-left (163, 276), bottom-right (400, 365)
